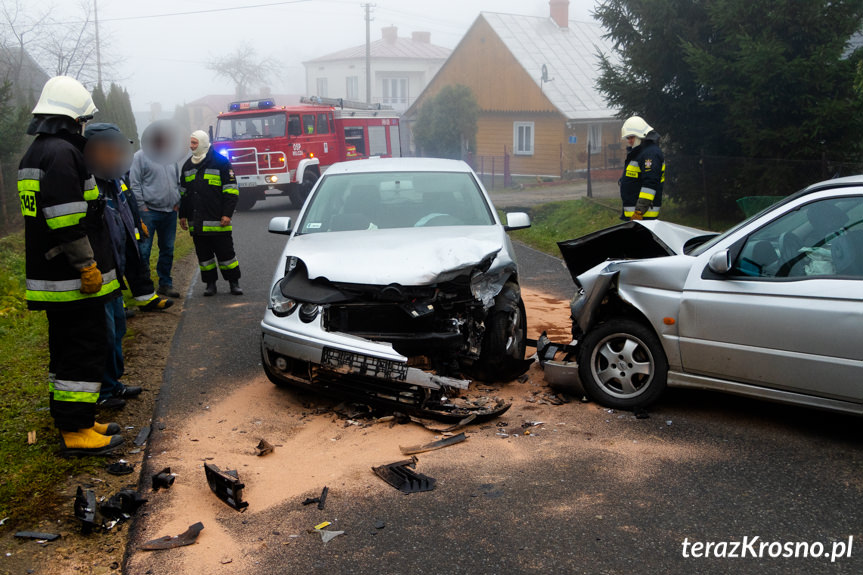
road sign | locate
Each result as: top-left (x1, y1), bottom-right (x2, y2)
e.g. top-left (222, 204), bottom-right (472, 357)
top-left (568, 136), bottom-right (577, 144)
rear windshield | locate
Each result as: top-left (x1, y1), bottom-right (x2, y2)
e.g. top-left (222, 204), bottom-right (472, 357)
top-left (215, 113), bottom-right (286, 141)
top-left (298, 171), bottom-right (495, 234)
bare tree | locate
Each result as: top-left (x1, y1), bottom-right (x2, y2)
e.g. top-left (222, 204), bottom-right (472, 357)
top-left (207, 44), bottom-right (274, 99)
top-left (0, 0), bottom-right (50, 99)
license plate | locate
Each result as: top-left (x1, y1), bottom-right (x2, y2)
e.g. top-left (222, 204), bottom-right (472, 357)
top-left (322, 348), bottom-right (408, 381)
top-left (237, 180), bottom-right (256, 187)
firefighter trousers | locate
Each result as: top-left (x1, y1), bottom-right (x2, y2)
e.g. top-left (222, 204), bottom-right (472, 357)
top-left (193, 233), bottom-right (241, 284)
top-left (47, 304), bottom-right (109, 431)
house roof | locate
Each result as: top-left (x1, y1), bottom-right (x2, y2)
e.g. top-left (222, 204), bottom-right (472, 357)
top-left (306, 35), bottom-right (451, 63)
top-left (479, 12), bottom-right (616, 120)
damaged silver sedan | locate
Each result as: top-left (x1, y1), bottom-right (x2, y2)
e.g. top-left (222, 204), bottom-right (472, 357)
top-left (261, 158), bottom-right (532, 418)
top-left (550, 177), bottom-right (863, 415)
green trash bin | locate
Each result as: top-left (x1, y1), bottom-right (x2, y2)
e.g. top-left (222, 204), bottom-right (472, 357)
top-left (736, 196), bottom-right (784, 218)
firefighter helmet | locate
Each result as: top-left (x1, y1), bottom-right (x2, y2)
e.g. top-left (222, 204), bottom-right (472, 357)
top-left (32, 76), bottom-right (97, 121)
top-left (621, 116), bottom-right (653, 140)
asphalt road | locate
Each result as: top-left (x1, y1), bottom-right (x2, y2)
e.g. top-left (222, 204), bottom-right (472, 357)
top-left (126, 195), bottom-right (862, 575)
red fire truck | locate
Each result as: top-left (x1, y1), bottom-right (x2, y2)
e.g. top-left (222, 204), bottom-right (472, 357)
top-left (211, 97), bottom-right (401, 210)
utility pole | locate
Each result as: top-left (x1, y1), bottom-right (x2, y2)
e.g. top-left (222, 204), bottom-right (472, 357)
top-left (363, 3), bottom-right (374, 104)
top-left (94, 0), bottom-right (102, 88)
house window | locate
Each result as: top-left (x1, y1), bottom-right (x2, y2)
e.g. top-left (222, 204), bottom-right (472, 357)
top-left (316, 77), bottom-right (328, 98)
top-left (589, 124), bottom-right (602, 154)
top-left (382, 78), bottom-right (408, 105)
top-left (513, 122), bottom-right (534, 155)
top-left (346, 76), bottom-right (359, 100)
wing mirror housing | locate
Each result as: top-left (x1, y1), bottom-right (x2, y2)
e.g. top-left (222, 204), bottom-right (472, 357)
top-left (708, 249), bottom-right (731, 274)
top-left (268, 216), bottom-right (293, 235)
top-left (504, 212), bottom-right (531, 231)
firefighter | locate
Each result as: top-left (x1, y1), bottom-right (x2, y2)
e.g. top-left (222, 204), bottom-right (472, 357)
top-left (19, 76), bottom-right (124, 456)
top-left (179, 130), bottom-right (243, 296)
top-left (619, 116), bottom-right (665, 220)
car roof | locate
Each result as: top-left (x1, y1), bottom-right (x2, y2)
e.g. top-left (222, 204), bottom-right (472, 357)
top-left (323, 157), bottom-right (474, 175)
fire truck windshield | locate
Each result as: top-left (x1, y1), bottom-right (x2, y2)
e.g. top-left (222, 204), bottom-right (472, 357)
top-left (214, 113), bottom-right (287, 141)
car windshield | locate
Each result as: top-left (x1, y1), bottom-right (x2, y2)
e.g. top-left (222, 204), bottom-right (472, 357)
top-left (214, 113), bottom-right (286, 141)
top-left (297, 171), bottom-right (495, 234)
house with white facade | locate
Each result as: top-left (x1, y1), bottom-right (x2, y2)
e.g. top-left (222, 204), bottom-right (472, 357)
top-left (304, 27), bottom-right (451, 113)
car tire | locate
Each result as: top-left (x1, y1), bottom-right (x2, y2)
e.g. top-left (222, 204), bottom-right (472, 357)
top-left (577, 318), bottom-right (667, 409)
top-left (290, 171), bottom-right (318, 208)
top-left (474, 293), bottom-right (530, 382)
top-left (235, 191), bottom-right (257, 211)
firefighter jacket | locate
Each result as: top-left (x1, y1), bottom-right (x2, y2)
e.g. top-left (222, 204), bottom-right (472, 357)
top-left (19, 129), bottom-right (121, 310)
top-left (179, 148), bottom-right (239, 235)
top-left (620, 138), bottom-right (665, 220)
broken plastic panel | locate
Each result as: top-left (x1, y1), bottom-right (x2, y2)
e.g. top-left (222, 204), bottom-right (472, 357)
top-left (100, 489), bottom-right (148, 520)
top-left (106, 461), bottom-right (134, 476)
top-left (204, 463), bottom-right (248, 512)
top-left (140, 522), bottom-right (204, 551)
top-left (372, 456), bottom-right (436, 494)
top-left (74, 487), bottom-right (99, 533)
top-left (400, 432), bottom-right (466, 455)
top-left (152, 467), bottom-right (175, 491)
top-left (15, 531), bottom-right (60, 541)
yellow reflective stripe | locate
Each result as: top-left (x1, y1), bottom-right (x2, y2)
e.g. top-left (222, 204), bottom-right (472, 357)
top-left (644, 209), bottom-right (660, 218)
top-left (26, 276), bottom-right (120, 302)
top-left (199, 257), bottom-right (217, 271)
top-left (184, 175), bottom-right (195, 182)
top-left (222, 185), bottom-right (239, 195)
top-left (218, 257), bottom-right (239, 270)
top-left (46, 212), bottom-right (86, 230)
top-left (52, 390), bottom-right (99, 403)
top-left (83, 177), bottom-right (98, 201)
top-left (204, 174), bottom-right (222, 186)
top-left (17, 179), bottom-right (40, 192)
top-left (120, 182), bottom-right (128, 192)
top-left (661, 163), bottom-right (666, 183)
top-left (639, 190), bottom-right (656, 201)
top-left (625, 162), bottom-right (640, 178)
top-left (202, 225), bottom-right (232, 232)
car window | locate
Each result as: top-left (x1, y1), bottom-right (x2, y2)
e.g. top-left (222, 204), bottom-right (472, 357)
top-left (731, 196), bottom-right (863, 278)
top-left (297, 171), bottom-right (495, 234)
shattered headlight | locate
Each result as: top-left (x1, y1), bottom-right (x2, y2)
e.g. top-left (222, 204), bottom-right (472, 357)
top-left (270, 281), bottom-right (297, 317)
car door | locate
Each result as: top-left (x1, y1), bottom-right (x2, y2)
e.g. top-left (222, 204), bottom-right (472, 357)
top-left (677, 194), bottom-right (863, 403)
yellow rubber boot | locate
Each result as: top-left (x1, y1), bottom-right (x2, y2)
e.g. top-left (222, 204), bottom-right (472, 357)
top-left (60, 427), bottom-right (124, 456)
top-left (92, 421), bottom-right (121, 435)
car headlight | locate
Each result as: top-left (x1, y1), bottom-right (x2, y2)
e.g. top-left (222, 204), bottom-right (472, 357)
top-left (270, 282), bottom-right (297, 317)
top-left (299, 303), bottom-right (320, 323)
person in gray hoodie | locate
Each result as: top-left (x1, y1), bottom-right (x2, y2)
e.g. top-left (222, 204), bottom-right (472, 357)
top-left (130, 121), bottom-right (183, 298)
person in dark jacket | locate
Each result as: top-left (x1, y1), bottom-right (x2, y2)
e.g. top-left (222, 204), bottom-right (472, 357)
top-left (19, 76), bottom-right (124, 456)
top-left (179, 130), bottom-right (243, 296)
top-left (619, 116), bottom-right (665, 220)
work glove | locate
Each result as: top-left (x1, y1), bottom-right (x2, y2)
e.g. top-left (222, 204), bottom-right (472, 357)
top-left (80, 262), bottom-right (103, 294)
top-left (631, 211), bottom-right (644, 221)
top-left (179, 218), bottom-right (188, 231)
top-left (140, 221), bottom-right (149, 238)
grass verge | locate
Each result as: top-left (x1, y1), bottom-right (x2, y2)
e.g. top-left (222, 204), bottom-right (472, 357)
top-left (0, 224), bottom-right (193, 526)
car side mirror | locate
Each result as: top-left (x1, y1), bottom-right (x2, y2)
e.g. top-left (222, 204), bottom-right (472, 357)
top-left (268, 216), bottom-right (293, 235)
top-left (504, 212), bottom-right (531, 231)
top-left (707, 249), bottom-right (731, 274)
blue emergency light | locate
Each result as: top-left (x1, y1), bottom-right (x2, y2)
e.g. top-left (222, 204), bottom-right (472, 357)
top-left (229, 99), bottom-right (276, 112)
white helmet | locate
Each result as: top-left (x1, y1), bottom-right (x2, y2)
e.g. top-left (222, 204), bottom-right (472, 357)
top-left (32, 76), bottom-right (97, 121)
top-left (621, 116), bottom-right (653, 140)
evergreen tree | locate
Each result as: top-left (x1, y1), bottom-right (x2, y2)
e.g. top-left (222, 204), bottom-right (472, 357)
top-left (413, 85), bottom-right (478, 160)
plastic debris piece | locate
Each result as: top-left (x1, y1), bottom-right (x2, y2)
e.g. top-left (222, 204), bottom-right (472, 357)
top-left (372, 456), bottom-right (436, 494)
top-left (318, 529), bottom-right (344, 543)
top-left (204, 463), bottom-right (248, 512)
top-left (74, 486), bottom-right (99, 533)
top-left (255, 439), bottom-right (274, 456)
top-left (314, 521), bottom-right (331, 530)
top-left (152, 467), bottom-right (175, 491)
top-left (634, 408), bottom-right (650, 419)
top-left (399, 432), bottom-right (466, 455)
top-left (100, 489), bottom-right (148, 520)
top-left (0, 518), bottom-right (8, 526)
top-left (317, 486), bottom-right (328, 510)
top-left (15, 532), bottom-right (60, 542)
top-left (134, 425), bottom-right (151, 447)
top-left (27, 431), bottom-right (36, 445)
top-left (666, 420), bottom-right (673, 426)
top-left (140, 522), bottom-right (204, 551)
top-left (106, 462), bottom-right (134, 476)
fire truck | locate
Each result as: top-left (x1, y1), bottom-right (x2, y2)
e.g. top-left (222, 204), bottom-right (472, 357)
top-left (211, 96), bottom-right (401, 210)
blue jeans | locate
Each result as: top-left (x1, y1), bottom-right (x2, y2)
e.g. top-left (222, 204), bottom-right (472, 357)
top-left (139, 209), bottom-right (178, 288)
top-left (101, 297), bottom-right (126, 399)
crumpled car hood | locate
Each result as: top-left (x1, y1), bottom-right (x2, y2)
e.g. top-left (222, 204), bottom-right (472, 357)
top-left (557, 220), bottom-right (716, 281)
top-left (285, 226), bottom-right (505, 286)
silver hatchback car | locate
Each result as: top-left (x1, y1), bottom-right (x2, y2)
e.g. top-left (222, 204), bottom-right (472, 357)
top-left (260, 158), bottom-right (532, 416)
top-left (554, 176), bottom-right (863, 415)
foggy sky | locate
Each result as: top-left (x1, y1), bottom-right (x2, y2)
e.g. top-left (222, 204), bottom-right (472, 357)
top-left (76, 0), bottom-right (598, 114)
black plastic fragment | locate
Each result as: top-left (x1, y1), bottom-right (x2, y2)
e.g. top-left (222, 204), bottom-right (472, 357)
top-left (140, 522), bottom-right (204, 551)
top-left (100, 489), bottom-right (148, 520)
top-left (106, 462), bottom-right (134, 476)
top-left (317, 486), bottom-right (328, 510)
top-left (152, 467), bottom-right (175, 491)
top-left (74, 486), bottom-right (99, 533)
top-left (204, 463), bottom-right (248, 511)
top-left (134, 425), bottom-right (151, 447)
top-left (15, 531), bottom-right (60, 541)
top-left (372, 456), bottom-right (436, 494)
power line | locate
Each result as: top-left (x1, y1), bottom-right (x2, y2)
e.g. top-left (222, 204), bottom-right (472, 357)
top-left (87, 0), bottom-right (314, 24)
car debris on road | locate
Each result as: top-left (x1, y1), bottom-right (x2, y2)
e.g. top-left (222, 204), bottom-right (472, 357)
top-left (204, 463), bottom-right (248, 511)
top-left (372, 456), bottom-right (436, 494)
top-left (140, 522), bottom-right (204, 551)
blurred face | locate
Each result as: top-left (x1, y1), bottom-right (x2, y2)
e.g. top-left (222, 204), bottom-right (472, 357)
top-left (190, 137), bottom-right (199, 151)
top-left (84, 137), bottom-right (133, 179)
top-left (625, 135), bottom-right (637, 145)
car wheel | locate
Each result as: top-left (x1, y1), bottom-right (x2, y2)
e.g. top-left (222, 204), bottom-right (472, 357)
top-left (235, 190), bottom-right (257, 211)
top-left (474, 295), bottom-right (530, 382)
top-left (577, 318), bottom-right (667, 409)
top-left (291, 171), bottom-right (318, 208)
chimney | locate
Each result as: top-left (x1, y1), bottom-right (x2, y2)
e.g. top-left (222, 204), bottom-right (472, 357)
top-left (549, 0), bottom-right (569, 29)
top-left (411, 31), bottom-right (431, 44)
top-left (382, 26), bottom-right (398, 43)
